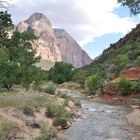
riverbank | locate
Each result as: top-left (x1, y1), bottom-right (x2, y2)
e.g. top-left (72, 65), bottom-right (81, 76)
top-left (55, 88), bottom-right (140, 140)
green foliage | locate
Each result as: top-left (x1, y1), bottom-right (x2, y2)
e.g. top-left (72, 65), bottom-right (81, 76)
top-left (115, 54), bottom-right (129, 74)
top-left (0, 51), bottom-right (20, 90)
top-left (53, 117), bottom-right (67, 127)
top-left (85, 74), bottom-right (102, 95)
top-left (0, 11), bottom-right (44, 91)
top-left (56, 90), bottom-right (69, 99)
top-left (73, 38), bottom-right (140, 89)
top-left (135, 56), bottom-right (140, 66)
top-left (118, 0), bottom-right (140, 15)
top-left (46, 104), bottom-right (70, 118)
top-left (0, 11), bottom-right (13, 49)
top-left (48, 62), bottom-right (74, 84)
top-left (45, 82), bottom-right (56, 95)
top-left (119, 77), bottom-right (131, 96)
top-left (130, 80), bottom-right (140, 90)
top-left (23, 106), bottom-right (34, 116)
top-left (35, 128), bottom-right (56, 140)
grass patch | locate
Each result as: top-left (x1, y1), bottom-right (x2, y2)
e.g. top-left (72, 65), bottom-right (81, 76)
top-left (53, 117), bottom-right (67, 127)
top-left (0, 116), bottom-right (18, 140)
top-left (23, 106), bottom-right (35, 116)
top-left (45, 82), bottom-right (57, 95)
top-left (46, 104), bottom-right (70, 118)
top-left (56, 90), bottom-right (69, 99)
top-left (35, 124), bottom-right (56, 140)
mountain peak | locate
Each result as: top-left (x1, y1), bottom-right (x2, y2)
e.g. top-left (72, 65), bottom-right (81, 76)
top-left (25, 13), bottom-right (51, 25)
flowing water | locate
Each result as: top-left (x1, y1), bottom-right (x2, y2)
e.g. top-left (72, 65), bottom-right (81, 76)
top-left (56, 92), bottom-right (135, 140)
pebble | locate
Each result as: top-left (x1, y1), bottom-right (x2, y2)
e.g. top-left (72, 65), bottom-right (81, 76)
top-left (89, 108), bottom-right (96, 112)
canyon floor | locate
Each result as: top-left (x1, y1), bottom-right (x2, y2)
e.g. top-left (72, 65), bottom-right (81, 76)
top-left (0, 85), bottom-right (140, 140)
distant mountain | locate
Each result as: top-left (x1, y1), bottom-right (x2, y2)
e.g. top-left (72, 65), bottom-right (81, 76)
top-left (17, 13), bottom-right (92, 68)
top-left (54, 29), bottom-right (92, 68)
top-left (73, 24), bottom-right (140, 85)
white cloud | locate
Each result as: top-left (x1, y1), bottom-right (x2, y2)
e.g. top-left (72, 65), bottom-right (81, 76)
top-left (9, 0), bottom-right (136, 46)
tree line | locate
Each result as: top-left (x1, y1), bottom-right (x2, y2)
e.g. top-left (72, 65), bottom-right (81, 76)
top-left (0, 11), bottom-right (45, 91)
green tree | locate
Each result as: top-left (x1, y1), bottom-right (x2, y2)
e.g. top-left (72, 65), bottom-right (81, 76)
top-left (8, 31), bottom-right (40, 91)
top-left (85, 74), bottom-right (102, 95)
top-left (0, 51), bottom-right (20, 90)
top-left (0, 11), bottom-right (13, 49)
top-left (118, 0), bottom-right (140, 15)
top-left (48, 62), bottom-right (74, 84)
top-left (0, 11), bottom-right (42, 91)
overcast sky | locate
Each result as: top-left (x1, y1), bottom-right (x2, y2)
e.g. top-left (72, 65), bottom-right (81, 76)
top-left (8, 0), bottom-right (139, 58)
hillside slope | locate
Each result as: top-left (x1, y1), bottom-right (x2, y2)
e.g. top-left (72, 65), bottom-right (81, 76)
top-left (73, 24), bottom-right (140, 85)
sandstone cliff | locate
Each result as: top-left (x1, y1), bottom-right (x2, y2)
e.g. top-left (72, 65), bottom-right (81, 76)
top-left (54, 29), bottom-right (92, 68)
top-left (17, 13), bottom-right (61, 62)
top-left (17, 13), bottom-right (92, 68)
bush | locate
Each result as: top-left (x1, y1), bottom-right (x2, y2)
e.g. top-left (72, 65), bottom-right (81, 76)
top-left (23, 106), bottom-right (34, 116)
top-left (56, 90), bottom-right (69, 99)
top-left (85, 74), bottom-right (102, 95)
top-left (46, 104), bottom-right (70, 118)
top-left (130, 80), bottom-right (140, 90)
top-left (53, 117), bottom-right (67, 127)
top-left (119, 77), bottom-right (130, 96)
top-left (45, 82), bottom-right (56, 95)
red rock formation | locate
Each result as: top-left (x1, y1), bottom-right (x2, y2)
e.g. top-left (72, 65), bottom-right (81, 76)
top-left (123, 67), bottom-right (140, 81)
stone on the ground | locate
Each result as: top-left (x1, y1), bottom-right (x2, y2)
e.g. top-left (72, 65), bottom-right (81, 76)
top-left (127, 109), bottom-right (140, 126)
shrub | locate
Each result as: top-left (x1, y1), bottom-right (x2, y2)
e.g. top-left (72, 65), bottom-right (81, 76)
top-left (56, 91), bottom-right (69, 99)
top-left (23, 106), bottom-right (34, 116)
top-left (35, 129), bottom-right (56, 140)
top-left (119, 77), bottom-right (130, 96)
top-left (45, 82), bottom-right (56, 95)
top-left (63, 98), bottom-right (69, 106)
top-left (53, 117), bottom-right (67, 127)
top-left (130, 80), bottom-right (140, 90)
top-left (46, 104), bottom-right (70, 118)
top-left (85, 74), bottom-right (102, 95)
top-left (74, 100), bottom-right (81, 107)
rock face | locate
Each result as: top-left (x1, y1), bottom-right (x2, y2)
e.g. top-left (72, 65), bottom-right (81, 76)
top-left (122, 67), bottom-right (140, 81)
top-left (54, 29), bottom-right (92, 67)
top-left (17, 13), bottom-right (61, 62)
top-left (17, 13), bottom-right (92, 68)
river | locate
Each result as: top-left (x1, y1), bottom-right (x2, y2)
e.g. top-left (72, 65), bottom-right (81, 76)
top-left (55, 91), bottom-right (135, 140)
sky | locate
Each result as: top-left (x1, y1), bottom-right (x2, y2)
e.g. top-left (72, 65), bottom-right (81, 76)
top-left (7, 0), bottom-right (140, 59)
